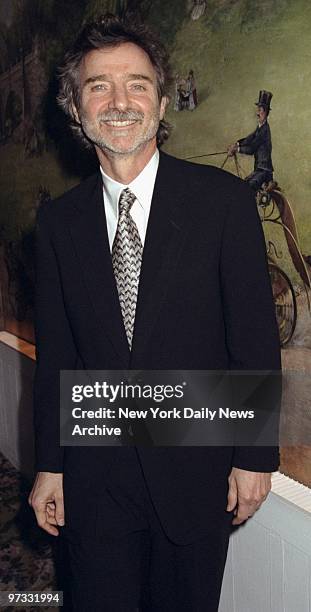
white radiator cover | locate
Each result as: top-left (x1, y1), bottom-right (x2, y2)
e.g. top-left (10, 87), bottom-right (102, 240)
top-left (272, 471), bottom-right (311, 513)
top-left (219, 472), bottom-right (311, 611)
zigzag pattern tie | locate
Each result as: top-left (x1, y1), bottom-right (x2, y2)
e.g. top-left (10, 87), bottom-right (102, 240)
top-left (112, 188), bottom-right (143, 349)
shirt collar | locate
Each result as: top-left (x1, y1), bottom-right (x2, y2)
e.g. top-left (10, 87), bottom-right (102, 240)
top-left (100, 149), bottom-right (159, 216)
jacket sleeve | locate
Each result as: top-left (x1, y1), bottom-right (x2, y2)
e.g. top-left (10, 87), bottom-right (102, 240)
top-left (220, 177), bottom-right (281, 472)
top-left (33, 203), bottom-right (78, 473)
top-left (238, 127), bottom-right (265, 155)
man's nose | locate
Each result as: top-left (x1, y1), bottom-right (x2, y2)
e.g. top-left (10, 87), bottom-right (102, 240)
top-left (108, 84), bottom-right (129, 110)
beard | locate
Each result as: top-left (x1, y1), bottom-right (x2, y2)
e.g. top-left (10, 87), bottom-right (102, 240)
top-left (79, 108), bottom-right (160, 155)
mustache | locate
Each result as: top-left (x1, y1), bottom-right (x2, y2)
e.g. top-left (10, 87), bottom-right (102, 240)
top-left (98, 110), bottom-right (144, 122)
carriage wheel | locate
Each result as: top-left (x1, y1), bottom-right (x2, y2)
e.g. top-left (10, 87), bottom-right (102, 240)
top-left (268, 263), bottom-right (297, 347)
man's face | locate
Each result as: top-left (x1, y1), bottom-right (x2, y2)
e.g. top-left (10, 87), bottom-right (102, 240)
top-left (256, 105), bottom-right (267, 125)
top-left (73, 42), bottom-right (168, 156)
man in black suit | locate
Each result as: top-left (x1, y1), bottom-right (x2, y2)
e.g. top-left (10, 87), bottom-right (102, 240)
top-left (228, 90), bottom-right (274, 191)
top-left (29, 15), bottom-right (280, 612)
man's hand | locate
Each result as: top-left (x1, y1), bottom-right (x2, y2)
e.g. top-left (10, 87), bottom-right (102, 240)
top-left (227, 143), bottom-right (238, 157)
top-left (28, 472), bottom-right (64, 536)
top-left (227, 467), bottom-right (271, 525)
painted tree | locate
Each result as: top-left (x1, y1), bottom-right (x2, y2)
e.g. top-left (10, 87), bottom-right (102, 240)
top-left (0, 23), bottom-right (10, 72)
top-left (83, 0), bottom-right (120, 21)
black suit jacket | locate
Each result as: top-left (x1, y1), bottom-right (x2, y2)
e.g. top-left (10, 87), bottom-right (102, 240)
top-left (33, 151), bottom-right (281, 544)
top-left (238, 121), bottom-right (273, 173)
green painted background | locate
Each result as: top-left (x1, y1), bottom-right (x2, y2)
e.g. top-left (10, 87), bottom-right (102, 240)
top-left (0, 0), bottom-right (310, 308)
top-left (161, 0), bottom-right (311, 277)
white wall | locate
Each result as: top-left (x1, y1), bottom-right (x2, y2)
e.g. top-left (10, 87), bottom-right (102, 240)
top-left (0, 337), bottom-right (35, 477)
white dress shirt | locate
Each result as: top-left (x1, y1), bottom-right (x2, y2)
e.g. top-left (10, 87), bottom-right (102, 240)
top-left (100, 149), bottom-right (159, 251)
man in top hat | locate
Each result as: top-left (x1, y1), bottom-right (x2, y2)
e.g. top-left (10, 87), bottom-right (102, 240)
top-left (228, 90), bottom-right (274, 191)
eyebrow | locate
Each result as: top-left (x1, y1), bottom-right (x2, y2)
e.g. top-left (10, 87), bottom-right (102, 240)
top-left (83, 73), bottom-right (154, 87)
top-left (127, 73), bottom-right (153, 84)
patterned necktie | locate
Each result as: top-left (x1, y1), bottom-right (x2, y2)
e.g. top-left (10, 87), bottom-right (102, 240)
top-left (112, 188), bottom-right (143, 349)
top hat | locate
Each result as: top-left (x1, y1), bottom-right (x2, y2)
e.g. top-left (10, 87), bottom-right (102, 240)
top-left (255, 90), bottom-right (273, 110)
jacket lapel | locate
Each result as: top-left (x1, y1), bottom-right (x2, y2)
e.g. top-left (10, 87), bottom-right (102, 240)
top-left (69, 174), bottom-right (130, 367)
top-left (131, 152), bottom-right (188, 365)
top-left (68, 152), bottom-right (189, 368)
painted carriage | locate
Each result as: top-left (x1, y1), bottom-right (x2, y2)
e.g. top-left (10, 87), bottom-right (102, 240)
top-left (225, 153), bottom-right (311, 346)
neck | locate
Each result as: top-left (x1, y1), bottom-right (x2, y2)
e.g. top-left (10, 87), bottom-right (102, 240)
top-left (96, 140), bottom-right (157, 184)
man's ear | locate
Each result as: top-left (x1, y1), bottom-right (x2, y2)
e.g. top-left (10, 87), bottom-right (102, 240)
top-left (159, 96), bottom-right (169, 120)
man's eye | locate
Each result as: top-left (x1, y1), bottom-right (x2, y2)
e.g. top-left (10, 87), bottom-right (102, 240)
top-left (131, 84), bottom-right (146, 91)
top-left (91, 84), bottom-right (107, 91)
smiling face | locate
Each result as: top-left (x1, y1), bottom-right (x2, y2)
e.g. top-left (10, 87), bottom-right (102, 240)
top-left (73, 42), bottom-right (168, 158)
